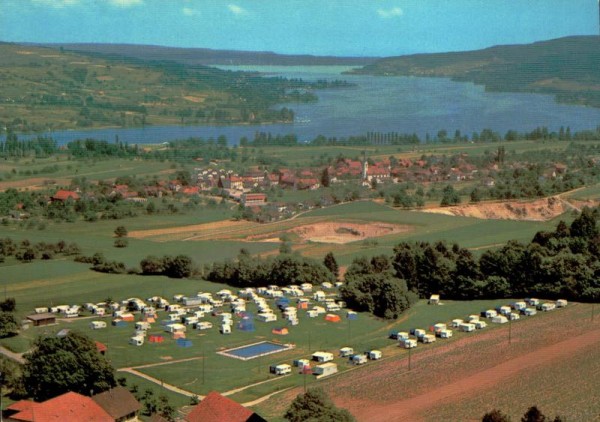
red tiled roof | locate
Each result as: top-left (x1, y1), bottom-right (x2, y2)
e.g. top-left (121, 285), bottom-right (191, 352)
top-left (186, 392), bottom-right (254, 422)
top-left (10, 392), bottom-right (112, 422)
top-left (52, 190), bottom-right (79, 201)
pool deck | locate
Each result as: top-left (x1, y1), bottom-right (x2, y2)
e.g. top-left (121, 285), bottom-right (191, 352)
top-left (217, 341), bottom-right (296, 361)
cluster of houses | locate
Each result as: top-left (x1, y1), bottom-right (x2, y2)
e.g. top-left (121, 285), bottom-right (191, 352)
top-left (2, 388), bottom-right (267, 422)
top-left (389, 296), bottom-right (568, 349)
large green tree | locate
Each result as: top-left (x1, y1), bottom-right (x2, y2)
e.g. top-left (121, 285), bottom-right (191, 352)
top-left (284, 387), bottom-right (355, 422)
top-left (23, 331), bottom-right (116, 401)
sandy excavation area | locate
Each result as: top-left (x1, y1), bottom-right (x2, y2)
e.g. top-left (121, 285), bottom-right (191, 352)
top-left (287, 222), bottom-right (410, 244)
top-left (423, 196), bottom-right (597, 221)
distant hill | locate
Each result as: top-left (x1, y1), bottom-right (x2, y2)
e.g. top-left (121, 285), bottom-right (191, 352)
top-left (38, 43), bottom-right (378, 66)
top-left (0, 42), bottom-right (350, 133)
top-left (351, 36), bottom-right (600, 108)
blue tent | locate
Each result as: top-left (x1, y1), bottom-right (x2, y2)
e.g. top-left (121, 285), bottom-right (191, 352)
top-left (176, 338), bottom-right (193, 347)
top-left (238, 312), bottom-right (255, 332)
top-left (347, 311), bottom-right (358, 320)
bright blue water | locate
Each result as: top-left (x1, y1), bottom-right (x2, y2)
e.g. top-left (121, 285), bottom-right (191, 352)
top-left (8, 65), bottom-right (600, 145)
top-left (224, 341), bottom-right (288, 359)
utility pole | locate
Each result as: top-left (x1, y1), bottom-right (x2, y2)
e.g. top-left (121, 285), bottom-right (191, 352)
top-left (508, 316), bottom-right (512, 345)
top-left (408, 347), bottom-right (412, 371)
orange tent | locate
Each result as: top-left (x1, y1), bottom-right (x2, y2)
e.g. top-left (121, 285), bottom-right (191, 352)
top-left (325, 314), bottom-right (341, 323)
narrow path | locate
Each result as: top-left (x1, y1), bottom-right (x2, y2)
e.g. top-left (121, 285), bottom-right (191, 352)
top-left (242, 387), bottom-right (293, 407)
top-left (348, 327), bottom-right (600, 422)
top-left (0, 345), bottom-right (25, 364)
top-left (117, 367), bottom-right (201, 398)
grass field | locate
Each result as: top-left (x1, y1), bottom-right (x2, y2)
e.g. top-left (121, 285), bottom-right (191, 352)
top-left (253, 303), bottom-right (600, 421)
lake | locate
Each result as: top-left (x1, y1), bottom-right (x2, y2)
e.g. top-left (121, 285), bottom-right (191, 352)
top-left (8, 65), bottom-right (600, 145)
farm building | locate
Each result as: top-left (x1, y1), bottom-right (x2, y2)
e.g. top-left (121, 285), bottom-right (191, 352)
top-left (185, 391), bottom-right (266, 422)
top-left (492, 315), bottom-right (508, 324)
top-left (5, 392), bottom-right (113, 422)
top-left (312, 351), bottom-right (334, 363)
top-left (339, 347), bottom-right (354, 357)
top-left (428, 294), bottom-right (440, 305)
top-left (269, 364), bottom-right (291, 375)
top-left (400, 338), bottom-right (417, 349)
top-left (26, 313), bottom-right (56, 327)
top-left (313, 362), bottom-right (338, 378)
top-left (91, 386), bottom-right (141, 422)
top-left (556, 299), bottom-right (568, 308)
top-left (351, 354), bottom-right (367, 365)
top-left (89, 321), bottom-right (107, 330)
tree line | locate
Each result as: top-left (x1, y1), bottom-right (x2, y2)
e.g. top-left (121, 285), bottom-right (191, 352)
top-left (207, 249), bottom-right (336, 287)
top-left (393, 208), bottom-right (600, 301)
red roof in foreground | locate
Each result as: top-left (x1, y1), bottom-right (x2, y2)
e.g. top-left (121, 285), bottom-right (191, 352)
top-left (9, 392), bottom-right (112, 422)
top-left (186, 391), bottom-right (254, 422)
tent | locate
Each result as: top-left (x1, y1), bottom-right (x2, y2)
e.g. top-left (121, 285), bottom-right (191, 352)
top-left (325, 314), bottom-right (341, 323)
top-left (272, 327), bottom-right (289, 335)
top-left (148, 335), bottom-right (164, 343)
top-left (172, 331), bottom-right (186, 340)
top-left (237, 312), bottom-right (255, 332)
top-left (112, 319), bottom-right (127, 327)
top-left (346, 311), bottom-right (358, 320)
top-left (176, 338), bottom-right (193, 347)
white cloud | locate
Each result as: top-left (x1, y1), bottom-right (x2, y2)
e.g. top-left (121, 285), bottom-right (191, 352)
top-left (182, 6), bottom-right (199, 16)
top-left (107, 0), bottom-right (144, 7)
top-left (32, 0), bottom-right (79, 7)
top-left (377, 6), bottom-right (403, 19)
top-left (227, 4), bottom-right (247, 15)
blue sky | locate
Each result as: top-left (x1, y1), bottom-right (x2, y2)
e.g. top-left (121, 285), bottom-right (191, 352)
top-left (0, 0), bottom-right (598, 56)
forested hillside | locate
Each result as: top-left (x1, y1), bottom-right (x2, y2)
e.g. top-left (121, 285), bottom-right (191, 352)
top-left (0, 43), bottom-right (341, 133)
top-left (352, 36), bottom-right (600, 108)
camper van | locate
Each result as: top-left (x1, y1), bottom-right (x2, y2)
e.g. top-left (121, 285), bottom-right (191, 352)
top-left (269, 364), bottom-right (292, 375)
top-left (351, 354), bottom-right (368, 365)
top-left (129, 336), bottom-right (144, 346)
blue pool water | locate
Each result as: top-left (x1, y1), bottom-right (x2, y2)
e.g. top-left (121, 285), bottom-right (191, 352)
top-left (220, 341), bottom-right (292, 360)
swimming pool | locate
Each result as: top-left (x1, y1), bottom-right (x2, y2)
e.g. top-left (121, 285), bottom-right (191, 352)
top-left (218, 341), bottom-right (295, 360)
